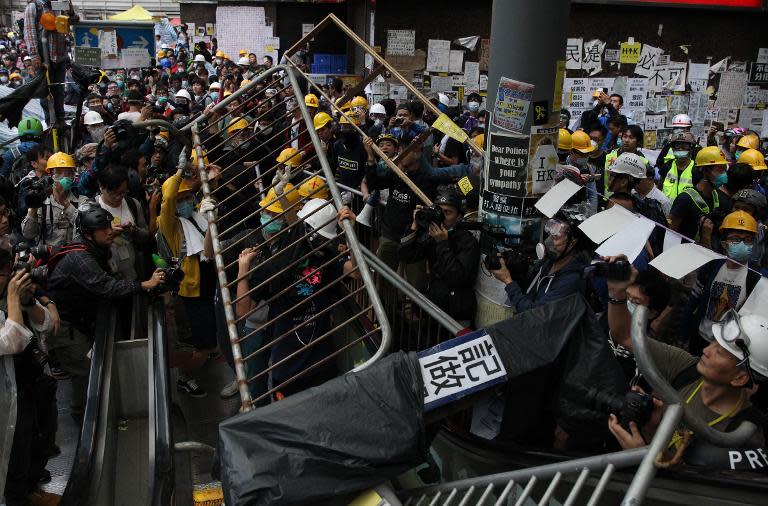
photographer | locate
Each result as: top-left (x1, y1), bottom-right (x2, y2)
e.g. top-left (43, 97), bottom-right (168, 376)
top-left (15, 144), bottom-right (52, 218)
top-left (605, 309), bottom-right (766, 471)
top-left (398, 187), bottom-right (480, 327)
top-left (21, 152), bottom-right (78, 247)
top-left (1, 255), bottom-right (57, 506)
top-left (491, 211), bottom-right (592, 312)
top-left (46, 206), bottom-right (165, 419)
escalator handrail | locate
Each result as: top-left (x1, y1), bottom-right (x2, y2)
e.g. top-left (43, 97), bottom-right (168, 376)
top-left (148, 297), bottom-right (175, 506)
top-left (60, 302), bottom-right (118, 506)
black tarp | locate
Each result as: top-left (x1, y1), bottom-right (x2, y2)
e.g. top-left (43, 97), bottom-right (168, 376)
top-left (218, 351), bottom-right (426, 506)
top-left (218, 294), bottom-right (624, 504)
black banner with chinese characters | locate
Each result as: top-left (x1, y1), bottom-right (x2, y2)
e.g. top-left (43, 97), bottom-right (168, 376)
top-left (749, 62), bottom-right (768, 84)
top-left (481, 192), bottom-right (539, 217)
top-left (485, 132), bottom-right (530, 198)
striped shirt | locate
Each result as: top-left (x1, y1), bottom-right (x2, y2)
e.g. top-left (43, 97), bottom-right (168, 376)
top-left (24, 1), bottom-right (68, 64)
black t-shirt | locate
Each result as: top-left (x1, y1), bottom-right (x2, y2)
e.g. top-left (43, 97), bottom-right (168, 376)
top-left (440, 138), bottom-right (465, 166)
top-left (670, 190), bottom-right (715, 240)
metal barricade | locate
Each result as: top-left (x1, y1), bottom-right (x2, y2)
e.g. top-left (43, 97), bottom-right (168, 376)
top-left (398, 405), bottom-right (683, 506)
top-left (189, 65), bottom-right (391, 410)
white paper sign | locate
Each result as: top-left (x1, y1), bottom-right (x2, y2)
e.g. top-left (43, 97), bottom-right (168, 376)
top-left (430, 75), bottom-right (453, 92)
top-left (563, 77), bottom-right (588, 94)
top-left (662, 229), bottom-right (683, 252)
top-left (449, 50), bottom-right (464, 74)
top-left (635, 44), bottom-right (663, 78)
top-left (688, 62), bottom-right (709, 82)
top-left (386, 29), bottom-right (415, 57)
top-left (626, 78), bottom-right (646, 110)
top-left (716, 71), bottom-right (749, 109)
top-left (566, 38), bottom-right (583, 70)
top-left (595, 216), bottom-right (656, 262)
top-left (589, 77), bottom-right (615, 95)
top-left (534, 178), bottom-right (582, 218)
top-left (645, 114), bottom-right (666, 131)
top-left (419, 330), bottom-right (507, 410)
top-left (649, 243), bottom-right (723, 280)
top-left (121, 47), bottom-right (150, 68)
top-left (530, 145), bottom-right (559, 195)
top-left (479, 74), bottom-right (488, 91)
top-left (583, 39), bottom-right (606, 76)
top-left (427, 39), bottom-right (451, 72)
top-left (99, 29), bottom-right (118, 58)
top-left (761, 110), bottom-right (768, 139)
top-left (605, 49), bottom-right (620, 63)
top-left (302, 23), bottom-right (314, 38)
top-left (464, 61), bottom-right (480, 90)
top-left (740, 277), bottom-right (768, 318)
top-left (578, 205), bottom-right (637, 245)
top-left (758, 48), bottom-right (768, 65)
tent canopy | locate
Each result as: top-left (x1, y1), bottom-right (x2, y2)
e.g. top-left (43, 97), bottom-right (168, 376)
top-left (108, 5), bottom-right (156, 22)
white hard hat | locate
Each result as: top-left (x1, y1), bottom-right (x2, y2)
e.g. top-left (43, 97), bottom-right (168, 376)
top-left (296, 199), bottom-right (338, 239)
top-left (83, 110), bottom-right (104, 126)
top-left (161, 43), bottom-right (169, 49)
top-left (237, 56), bottom-right (249, 66)
top-left (609, 152), bottom-right (647, 179)
top-left (712, 311), bottom-right (768, 379)
top-left (370, 103), bottom-right (386, 115)
top-left (672, 114), bottom-right (693, 128)
top-left (175, 89), bottom-right (192, 101)
top-left (194, 54), bottom-right (206, 63)
top-left (209, 81), bottom-right (221, 90)
top-left (438, 93), bottom-right (452, 107)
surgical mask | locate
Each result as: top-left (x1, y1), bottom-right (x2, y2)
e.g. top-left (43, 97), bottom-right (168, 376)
top-left (735, 150), bottom-right (742, 161)
top-left (260, 214), bottom-right (284, 234)
top-left (0, 76), bottom-right (7, 83)
top-left (616, 138), bottom-right (623, 148)
top-left (374, 118), bottom-right (383, 128)
top-left (176, 200), bottom-right (195, 218)
top-left (181, 80), bottom-right (188, 88)
top-left (215, 58), bottom-right (223, 65)
top-left (727, 241), bottom-right (753, 262)
top-left (715, 172), bottom-right (728, 188)
top-left (673, 150), bottom-right (689, 160)
top-left (478, 122), bottom-right (486, 130)
top-left (89, 125), bottom-right (106, 142)
top-left (626, 300), bottom-right (637, 315)
top-left (54, 176), bottom-right (73, 192)
top-left (468, 101), bottom-right (480, 112)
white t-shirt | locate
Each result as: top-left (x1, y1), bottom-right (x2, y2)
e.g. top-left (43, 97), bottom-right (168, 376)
top-left (634, 185), bottom-right (672, 217)
top-left (117, 111), bottom-right (141, 123)
top-left (698, 263), bottom-right (749, 341)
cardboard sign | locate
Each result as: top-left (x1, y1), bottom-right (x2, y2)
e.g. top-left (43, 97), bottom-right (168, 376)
top-left (486, 133), bottom-right (529, 198)
top-left (620, 41), bottom-right (641, 64)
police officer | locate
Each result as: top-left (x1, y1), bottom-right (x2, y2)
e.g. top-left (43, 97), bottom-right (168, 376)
top-left (399, 187), bottom-right (480, 327)
top-left (46, 206), bottom-right (165, 420)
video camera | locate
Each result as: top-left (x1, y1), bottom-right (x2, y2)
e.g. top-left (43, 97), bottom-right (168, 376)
top-left (414, 204), bottom-right (445, 230)
top-left (590, 260), bottom-right (631, 281)
top-left (25, 176), bottom-right (53, 209)
top-left (457, 221), bottom-right (535, 279)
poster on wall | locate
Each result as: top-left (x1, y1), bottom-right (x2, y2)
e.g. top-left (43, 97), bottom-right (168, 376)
top-left (426, 39), bottom-right (451, 72)
top-left (565, 38), bottom-right (583, 70)
top-left (486, 132), bottom-right (530, 199)
top-left (492, 77), bottom-right (535, 134)
top-left (386, 30), bottom-right (415, 57)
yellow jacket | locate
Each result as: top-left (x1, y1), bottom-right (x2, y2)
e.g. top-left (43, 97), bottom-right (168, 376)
top-left (158, 174), bottom-right (201, 298)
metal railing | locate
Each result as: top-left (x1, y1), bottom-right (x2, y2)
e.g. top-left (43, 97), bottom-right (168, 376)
top-left (148, 297), bottom-right (174, 506)
top-left (188, 64), bottom-right (391, 410)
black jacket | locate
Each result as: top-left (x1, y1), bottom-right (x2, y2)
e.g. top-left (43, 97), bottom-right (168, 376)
top-left (398, 228), bottom-right (480, 321)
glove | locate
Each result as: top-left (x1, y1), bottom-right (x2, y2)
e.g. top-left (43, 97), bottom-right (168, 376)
top-left (272, 167), bottom-right (292, 196)
top-left (177, 147), bottom-right (188, 171)
top-left (199, 196), bottom-right (217, 214)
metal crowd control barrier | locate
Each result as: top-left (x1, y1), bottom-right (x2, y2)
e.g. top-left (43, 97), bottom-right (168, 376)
top-left (187, 64), bottom-right (391, 410)
top-left (398, 405), bottom-right (683, 506)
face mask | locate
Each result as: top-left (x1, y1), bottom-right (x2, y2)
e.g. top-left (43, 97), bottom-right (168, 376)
top-left (468, 101), bottom-right (480, 112)
top-left (210, 91), bottom-right (219, 101)
top-left (54, 176), bottom-right (73, 192)
top-left (477, 122), bottom-right (486, 130)
top-left (181, 80), bottom-right (188, 88)
top-left (735, 150), bottom-right (742, 161)
top-left (176, 200), bottom-right (195, 218)
top-left (544, 236), bottom-right (561, 261)
top-left (673, 150), bottom-right (689, 160)
top-left (714, 172), bottom-right (728, 188)
top-left (260, 214), bottom-right (284, 234)
top-left (374, 118), bottom-right (383, 128)
top-left (0, 76), bottom-right (7, 83)
top-left (626, 300), bottom-right (637, 315)
top-left (215, 58), bottom-right (223, 65)
top-left (616, 138), bottom-right (623, 148)
top-left (727, 241), bottom-right (753, 262)
top-left (89, 125), bottom-right (106, 142)
top-left (158, 96), bottom-right (168, 105)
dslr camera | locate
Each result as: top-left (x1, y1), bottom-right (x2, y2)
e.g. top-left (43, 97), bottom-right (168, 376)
top-left (414, 204), bottom-right (445, 230)
top-left (151, 255), bottom-right (185, 293)
top-left (583, 387), bottom-right (654, 432)
top-left (25, 176), bottom-right (53, 209)
top-left (592, 260), bottom-right (631, 281)
top-left (12, 242), bottom-right (50, 285)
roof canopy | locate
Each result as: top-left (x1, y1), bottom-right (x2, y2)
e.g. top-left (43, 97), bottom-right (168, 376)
top-left (108, 5), bottom-right (156, 22)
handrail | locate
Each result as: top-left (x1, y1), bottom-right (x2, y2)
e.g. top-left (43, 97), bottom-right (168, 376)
top-left (148, 297), bottom-right (175, 506)
top-left (60, 302), bottom-right (118, 506)
top-left (631, 305), bottom-right (757, 447)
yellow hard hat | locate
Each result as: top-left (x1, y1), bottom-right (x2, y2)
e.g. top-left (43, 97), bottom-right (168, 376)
top-left (223, 91), bottom-right (233, 98)
top-left (9, 73), bottom-right (21, 80)
top-left (558, 129), bottom-right (572, 151)
top-left (239, 49), bottom-right (247, 56)
top-left (472, 134), bottom-right (485, 150)
top-left (335, 97), bottom-right (352, 112)
top-left (157, 130), bottom-right (170, 140)
top-left (46, 152), bottom-right (75, 173)
top-left (350, 96), bottom-right (369, 108)
top-left (299, 176), bottom-right (329, 199)
top-left (695, 146), bottom-right (727, 167)
top-left (191, 148), bottom-right (209, 167)
top-left (7, 32), bottom-right (14, 38)
top-left (719, 210), bottom-right (758, 234)
top-left (738, 148), bottom-right (767, 171)
top-left (227, 117), bottom-right (249, 135)
top-left (178, 179), bottom-right (195, 195)
top-left (339, 111), bottom-right (361, 125)
top-left (215, 50), bottom-right (226, 58)
top-left (571, 131), bottom-right (595, 153)
top-left (259, 185), bottom-right (299, 213)
top-left (276, 147), bottom-right (303, 168)
top-left (737, 133), bottom-right (759, 150)
top-left (313, 112), bottom-right (333, 131)
top-left (157, 50), bottom-right (166, 58)
top-left (239, 79), bottom-right (251, 89)
top-left (305, 94), bottom-right (319, 108)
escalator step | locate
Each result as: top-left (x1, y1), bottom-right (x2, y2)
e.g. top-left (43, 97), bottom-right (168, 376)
top-left (193, 483), bottom-right (224, 506)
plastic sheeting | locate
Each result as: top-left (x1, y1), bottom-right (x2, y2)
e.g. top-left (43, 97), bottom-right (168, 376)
top-left (218, 351), bottom-right (426, 506)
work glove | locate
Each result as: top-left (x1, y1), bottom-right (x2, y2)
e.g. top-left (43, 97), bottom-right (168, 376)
top-left (272, 167), bottom-right (292, 196)
top-left (199, 196), bottom-right (217, 214)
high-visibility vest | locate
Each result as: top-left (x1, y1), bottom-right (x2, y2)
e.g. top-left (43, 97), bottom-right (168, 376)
top-left (682, 187), bottom-right (719, 242)
top-left (662, 159), bottom-right (695, 200)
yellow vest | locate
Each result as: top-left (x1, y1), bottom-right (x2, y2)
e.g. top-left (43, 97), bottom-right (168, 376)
top-left (662, 159), bottom-right (694, 201)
